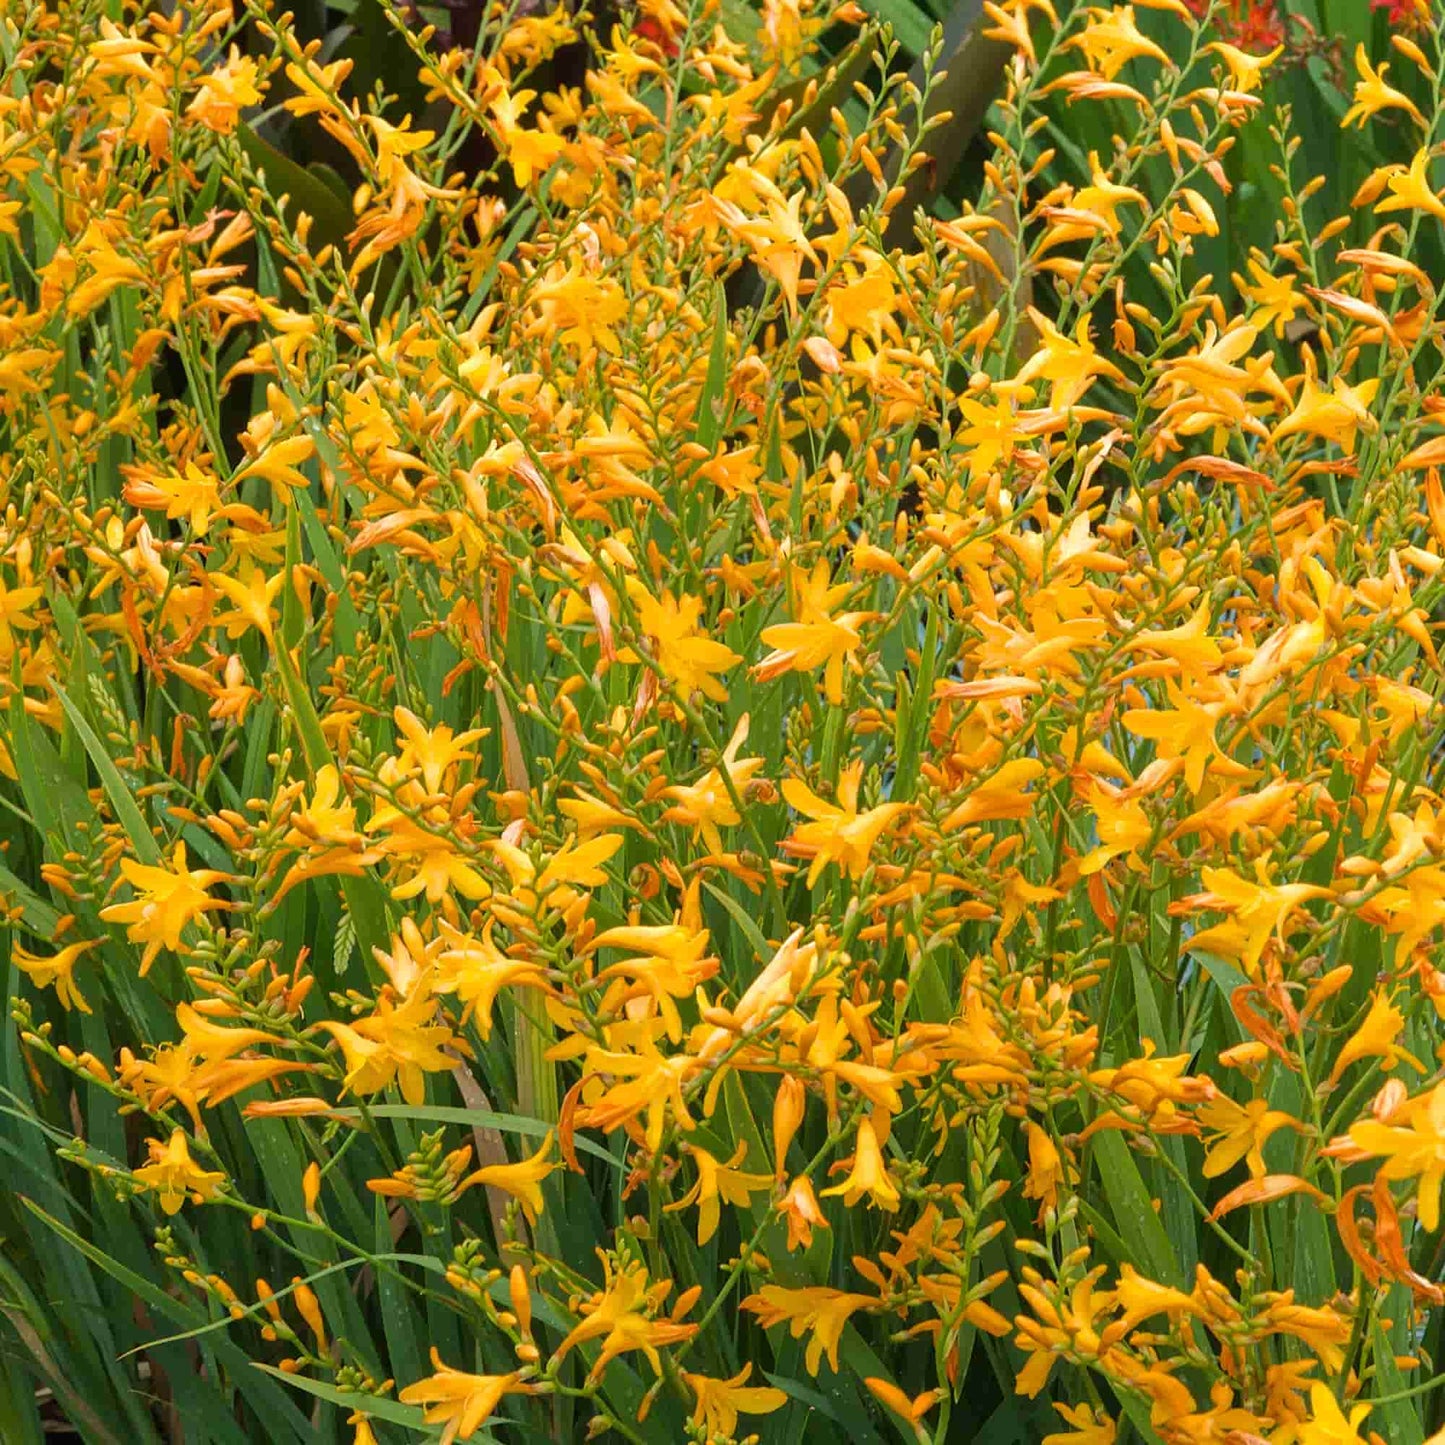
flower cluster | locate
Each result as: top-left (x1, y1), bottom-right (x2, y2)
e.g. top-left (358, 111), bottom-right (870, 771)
top-left (3, 0), bottom-right (1445, 1441)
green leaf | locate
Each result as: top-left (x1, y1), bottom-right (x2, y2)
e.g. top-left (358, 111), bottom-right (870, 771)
top-left (701, 880), bottom-right (771, 967)
top-left (695, 286), bottom-right (731, 455)
top-left (18, 1200), bottom-right (312, 1441)
top-left (375, 1197), bottom-right (425, 1390)
top-left (236, 123), bottom-right (355, 258)
top-left (1091, 1131), bottom-right (1182, 1288)
top-left (50, 681), bottom-right (161, 865)
top-left (1369, 1322), bottom-right (1423, 1445)
top-left (764, 1372), bottom-right (886, 1445)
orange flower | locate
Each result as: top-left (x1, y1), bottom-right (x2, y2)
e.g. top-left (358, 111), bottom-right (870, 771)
top-left (781, 759), bottom-right (907, 887)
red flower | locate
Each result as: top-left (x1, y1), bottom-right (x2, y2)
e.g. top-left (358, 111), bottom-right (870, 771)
top-left (1185, 0), bottom-right (1285, 49)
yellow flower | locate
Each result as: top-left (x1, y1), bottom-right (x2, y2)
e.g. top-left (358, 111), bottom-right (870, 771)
top-left (1022, 1121), bottom-right (1071, 1218)
top-left (1043, 1401), bottom-right (1116, 1445)
top-left (1349, 1080), bottom-right (1445, 1230)
top-left (397, 1351), bottom-right (526, 1444)
top-left (461, 1131), bottom-right (557, 1223)
top-left (12, 938), bottom-right (99, 1013)
top-left (0, 577), bottom-right (43, 660)
top-left (530, 261), bottom-right (628, 354)
top-left (434, 921), bottom-right (549, 1038)
top-left (756, 559), bottom-right (869, 705)
top-left (1327, 991), bottom-right (1425, 1086)
top-left (779, 1173), bottom-right (829, 1251)
top-left (740, 1285), bottom-right (875, 1375)
top-left (1015, 311), bottom-right (1124, 409)
top-left (1233, 254), bottom-right (1304, 339)
top-left (1121, 680), bottom-right (1232, 795)
top-left (552, 1254), bottom-right (697, 1381)
top-left (781, 759), bottom-right (907, 887)
top-left (501, 126), bottom-right (567, 187)
top-left (133, 1130), bottom-right (226, 1215)
top-left (1196, 1095), bottom-right (1298, 1179)
top-left (820, 1117), bottom-right (900, 1211)
top-left (1342, 45), bottom-right (1425, 129)
top-left (100, 842), bottom-right (231, 975)
top-left (1181, 862), bottom-right (1329, 976)
top-left (1297, 1382), bottom-right (1371, 1445)
top-left (590, 918), bottom-right (716, 1042)
top-left (210, 565), bottom-right (285, 644)
top-left (1207, 41), bottom-right (1282, 96)
top-left (666, 1141), bottom-right (774, 1243)
top-left (186, 47), bottom-right (264, 134)
top-left (662, 713), bottom-right (765, 856)
top-left (392, 707), bottom-right (487, 794)
top-left (626, 580), bottom-right (740, 702)
top-left (682, 1364), bottom-right (787, 1438)
top-left (1371, 149), bottom-right (1445, 223)
top-left (317, 986), bottom-right (461, 1106)
top-left (1069, 6), bottom-right (1171, 80)
top-left (120, 461), bottom-right (222, 535)
top-left (1272, 357), bottom-right (1380, 455)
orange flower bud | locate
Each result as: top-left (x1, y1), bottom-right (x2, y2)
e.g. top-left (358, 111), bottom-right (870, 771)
top-left (772, 1075), bottom-right (806, 1177)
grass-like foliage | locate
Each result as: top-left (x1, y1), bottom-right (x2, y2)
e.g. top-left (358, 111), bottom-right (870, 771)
top-left (2, 0), bottom-right (1445, 1440)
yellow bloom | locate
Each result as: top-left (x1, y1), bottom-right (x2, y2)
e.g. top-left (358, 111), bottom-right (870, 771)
top-left (434, 922), bottom-right (549, 1038)
top-left (317, 986), bottom-right (460, 1106)
top-left (1297, 1382), bottom-right (1371, 1445)
top-left (552, 1254), bottom-right (697, 1381)
top-left (461, 1131), bottom-right (556, 1223)
top-left (781, 759), bottom-right (907, 887)
top-left (392, 707), bottom-right (487, 794)
top-left (100, 842), bottom-right (231, 975)
top-left (12, 938), bottom-right (99, 1013)
top-left (1233, 254), bottom-right (1304, 339)
top-left (1181, 862), bottom-right (1329, 976)
top-left (1342, 44), bottom-right (1425, 129)
top-left (666, 1142), bottom-right (774, 1243)
top-left (0, 578), bottom-right (43, 660)
top-left (779, 1173), bottom-right (829, 1250)
top-left (1207, 42), bottom-right (1281, 96)
top-left (1121, 680), bottom-right (1233, 795)
top-left (501, 126), bottom-right (567, 188)
top-left (662, 713), bottom-right (765, 856)
top-left (820, 1117), bottom-right (900, 1211)
top-left (740, 1285), bottom-right (875, 1375)
top-left (682, 1364), bottom-right (787, 1438)
top-left (397, 1351), bottom-right (526, 1445)
top-left (1349, 1081), bottom-right (1445, 1230)
top-left (186, 47), bottom-right (264, 134)
top-left (1015, 311), bottom-right (1124, 409)
top-left (120, 461), bottom-right (222, 535)
top-left (1372, 149), bottom-right (1445, 223)
top-left (1069, 6), bottom-right (1171, 80)
top-left (1272, 357), bottom-right (1380, 455)
top-left (590, 918), bottom-right (716, 1042)
top-left (210, 565), bottom-right (285, 644)
top-left (756, 558), bottom-right (869, 705)
top-left (133, 1129), bottom-right (226, 1215)
top-left (1043, 1401), bottom-right (1116, 1445)
top-left (1022, 1121), bottom-right (1071, 1218)
top-left (1196, 1095), bottom-right (1298, 1179)
top-left (626, 580), bottom-right (740, 702)
top-left (1327, 991), bottom-right (1425, 1086)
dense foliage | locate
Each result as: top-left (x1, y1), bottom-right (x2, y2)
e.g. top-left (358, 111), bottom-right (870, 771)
top-left (2, 0), bottom-right (1445, 1441)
